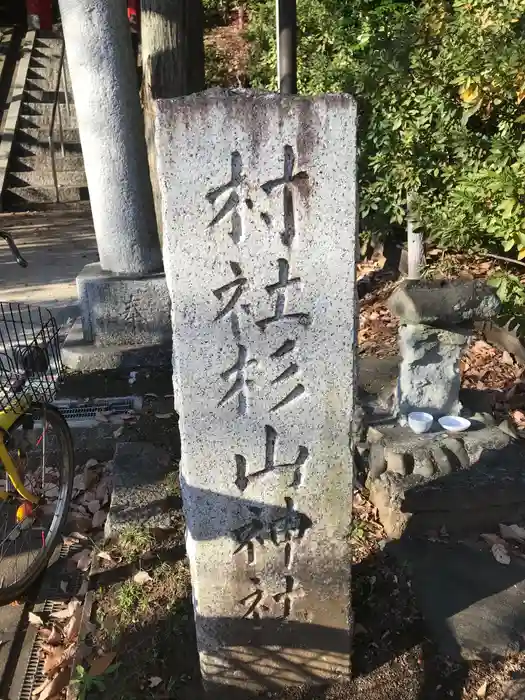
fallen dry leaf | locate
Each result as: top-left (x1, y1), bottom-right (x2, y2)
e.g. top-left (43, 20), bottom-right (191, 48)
top-left (85, 458), bottom-right (98, 469)
top-left (68, 531), bottom-right (90, 542)
top-left (477, 680), bottom-right (488, 698)
top-left (480, 533), bottom-right (506, 547)
top-left (92, 510), bottom-right (107, 529)
top-left (87, 500), bottom-right (101, 514)
top-left (39, 626), bottom-right (61, 645)
top-left (72, 549), bottom-right (92, 572)
top-left (32, 676), bottom-right (52, 698)
top-left (89, 651), bottom-right (116, 677)
top-left (512, 410), bottom-right (525, 428)
top-left (95, 479), bottom-right (109, 504)
top-left (64, 604), bottom-right (83, 642)
top-left (133, 570), bottom-right (152, 585)
top-left (501, 351), bottom-right (514, 366)
top-left (96, 551), bottom-right (114, 563)
top-left (491, 543), bottom-right (511, 565)
top-left (28, 612), bottom-right (44, 626)
top-left (499, 523), bottom-right (525, 543)
top-left (50, 599), bottom-right (81, 620)
top-left (68, 514), bottom-right (93, 533)
top-left (113, 426), bottom-right (124, 438)
top-left (149, 676), bottom-right (162, 688)
top-left (42, 644), bottom-right (66, 676)
top-left (72, 474), bottom-right (85, 492)
top-left (36, 667), bottom-right (69, 699)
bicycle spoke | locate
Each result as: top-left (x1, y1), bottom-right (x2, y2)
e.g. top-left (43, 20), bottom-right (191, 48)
top-left (0, 405), bottom-right (72, 593)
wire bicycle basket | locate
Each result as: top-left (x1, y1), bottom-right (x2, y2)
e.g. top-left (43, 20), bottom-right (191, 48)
top-left (0, 302), bottom-right (63, 413)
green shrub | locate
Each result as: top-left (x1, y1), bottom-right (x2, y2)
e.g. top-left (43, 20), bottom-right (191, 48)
top-left (202, 0), bottom-right (235, 25)
top-left (246, 0), bottom-right (525, 257)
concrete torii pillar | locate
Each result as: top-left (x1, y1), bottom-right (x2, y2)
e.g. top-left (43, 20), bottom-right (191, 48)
top-left (60, 0), bottom-right (171, 370)
top-left (58, 0), bottom-right (161, 275)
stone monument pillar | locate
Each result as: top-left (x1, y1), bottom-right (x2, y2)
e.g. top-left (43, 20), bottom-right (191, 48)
top-left (155, 89), bottom-right (357, 695)
top-left (59, 0), bottom-right (171, 370)
top-left (388, 279), bottom-right (500, 418)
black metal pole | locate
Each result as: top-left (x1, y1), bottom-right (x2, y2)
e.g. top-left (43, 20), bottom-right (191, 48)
top-left (277, 0), bottom-right (297, 95)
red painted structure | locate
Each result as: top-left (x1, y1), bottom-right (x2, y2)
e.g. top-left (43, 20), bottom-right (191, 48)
top-left (26, 0), bottom-right (52, 30)
top-left (127, 0), bottom-right (140, 33)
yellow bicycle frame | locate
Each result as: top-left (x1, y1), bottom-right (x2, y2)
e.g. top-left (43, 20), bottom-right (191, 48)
top-left (0, 402), bottom-right (39, 504)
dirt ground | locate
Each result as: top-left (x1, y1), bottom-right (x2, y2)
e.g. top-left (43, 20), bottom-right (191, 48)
top-left (55, 354), bottom-right (525, 700)
top-left (52, 250), bottom-right (525, 700)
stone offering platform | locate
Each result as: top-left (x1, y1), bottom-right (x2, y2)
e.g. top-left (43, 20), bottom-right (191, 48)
top-left (367, 420), bottom-right (525, 538)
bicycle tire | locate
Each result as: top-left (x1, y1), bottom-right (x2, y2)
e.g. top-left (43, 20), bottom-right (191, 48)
top-left (0, 402), bottom-right (74, 604)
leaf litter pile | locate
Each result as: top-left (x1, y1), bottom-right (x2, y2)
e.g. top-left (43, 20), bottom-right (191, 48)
top-left (24, 449), bottom-right (120, 700)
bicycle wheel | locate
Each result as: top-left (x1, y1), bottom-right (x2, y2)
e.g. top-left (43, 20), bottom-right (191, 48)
top-left (0, 402), bottom-right (74, 604)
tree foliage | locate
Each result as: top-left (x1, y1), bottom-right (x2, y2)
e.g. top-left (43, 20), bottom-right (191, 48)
top-left (246, 0), bottom-right (525, 257)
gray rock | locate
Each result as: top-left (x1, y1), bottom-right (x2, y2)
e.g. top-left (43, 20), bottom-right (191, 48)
top-left (155, 89), bottom-right (356, 694)
top-left (441, 437), bottom-right (470, 469)
top-left (394, 539), bottom-right (525, 662)
top-left (499, 418), bottom-right (520, 439)
top-left (470, 411), bottom-right (496, 427)
top-left (412, 448), bottom-right (435, 478)
top-left (429, 445), bottom-right (453, 475)
top-left (388, 279), bottom-right (500, 326)
top-left (385, 448), bottom-right (409, 476)
top-left (369, 442), bottom-right (387, 480)
top-left (397, 324), bottom-right (470, 417)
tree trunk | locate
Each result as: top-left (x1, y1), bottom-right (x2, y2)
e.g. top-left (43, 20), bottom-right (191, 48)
top-left (140, 0), bottom-right (205, 240)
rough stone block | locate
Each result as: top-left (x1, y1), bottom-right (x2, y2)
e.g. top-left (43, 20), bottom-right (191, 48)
top-left (388, 279), bottom-right (500, 326)
top-left (62, 318), bottom-right (172, 371)
top-left (367, 424), bottom-right (523, 538)
top-left (77, 263), bottom-right (171, 346)
top-left (395, 539), bottom-right (525, 663)
top-left (104, 442), bottom-right (175, 539)
top-left (398, 324), bottom-right (470, 417)
top-left (155, 89), bottom-right (356, 694)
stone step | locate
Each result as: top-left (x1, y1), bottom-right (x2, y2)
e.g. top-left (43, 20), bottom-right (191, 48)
top-left (23, 89), bottom-right (64, 103)
top-left (20, 102), bottom-right (76, 121)
top-left (7, 169), bottom-right (87, 188)
top-left (16, 126), bottom-right (80, 144)
top-left (17, 114), bottom-right (78, 130)
top-left (104, 442), bottom-right (177, 540)
top-left (11, 153), bottom-right (84, 173)
top-left (26, 66), bottom-right (60, 83)
top-left (11, 140), bottom-right (83, 158)
top-left (3, 184), bottom-right (88, 206)
top-left (33, 38), bottom-right (62, 51)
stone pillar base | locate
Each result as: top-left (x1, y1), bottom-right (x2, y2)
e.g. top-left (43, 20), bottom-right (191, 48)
top-left (62, 263), bottom-right (171, 371)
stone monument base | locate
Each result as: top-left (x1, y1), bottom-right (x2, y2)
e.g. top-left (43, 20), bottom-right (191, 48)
top-left (62, 263), bottom-right (172, 371)
top-left (366, 420), bottom-right (525, 538)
